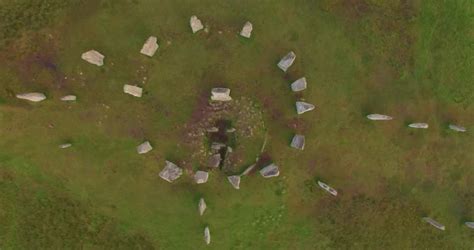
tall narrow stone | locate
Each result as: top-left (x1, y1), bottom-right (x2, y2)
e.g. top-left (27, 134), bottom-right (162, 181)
top-left (227, 175), bottom-right (241, 190)
top-left (204, 226), bottom-right (211, 245)
top-left (198, 198), bottom-right (207, 216)
top-left (194, 171), bottom-right (209, 184)
top-left (136, 141), bottom-right (153, 154)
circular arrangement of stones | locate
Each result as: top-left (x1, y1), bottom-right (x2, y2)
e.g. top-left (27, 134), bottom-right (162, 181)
top-left (14, 14), bottom-right (471, 243)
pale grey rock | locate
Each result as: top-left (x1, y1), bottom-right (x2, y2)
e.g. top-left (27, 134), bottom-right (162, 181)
top-left (81, 50), bottom-right (104, 66)
top-left (367, 114), bottom-right (393, 121)
top-left (159, 161), bottom-right (183, 183)
top-left (16, 92), bottom-right (46, 102)
top-left (60, 95), bottom-right (77, 101)
top-left (318, 181), bottom-right (338, 196)
top-left (227, 175), bottom-right (240, 189)
top-left (296, 101), bottom-right (315, 114)
top-left (211, 88), bottom-right (232, 101)
top-left (423, 217), bottom-right (445, 231)
top-left (198, 198), bottom-right (207, 216)
top-left (409, 123), bottom-right (429, 129)
top-left (204, 226), bottom-right (211, 245)
top-left (136, 141), bottom-right (153, 154)
top-left (190, 16), bottom-right (204, 33)
top-left (241, 164), bottom-right (256, 176)
top-left (449, 124), bottom-right (466, 132)
top-left (290, 134), bottom-right (305, 150)
top-left (194, 171), bottom-right (209, 184)
top-left (207, 127), bottom-right (219, 133)
top-left (291, 77), bottom-right (307, 92)
top-left (277, 51), bottom-right (296, 72)
top-left (59, 143), bottom-right (72, 149)
top-left (465, 222), bottom-right (474, 229)
top-left (123, 84), bottom-right (143, 97)
top-left (140, 36), bottom-right (159, 57)
top-left (240, 21), bottom-right (253, 38)
top-left (260, 163), bottom-right (280, 178)
top-left (226, 128), bottom-right (236, 133)
top-left (208, 154), bottom-right (222, 168)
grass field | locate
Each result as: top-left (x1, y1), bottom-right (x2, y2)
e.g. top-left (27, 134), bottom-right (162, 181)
top-left (0, 0), bottom-right (473, 249)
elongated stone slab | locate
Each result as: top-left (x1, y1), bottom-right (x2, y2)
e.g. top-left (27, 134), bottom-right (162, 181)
top-left (408, 123), bottom-right (428, 129)
top-left (449, 124), bottom-right (466, 132)
top-left (422, 217), bottom-right (445, 231)
top-left (16, 92), bottom-right (46, 102)
top-left (123, 84), bottom-right (143, 97)
top-left (367, 114), bottom-right (393, 121)
top-left (198, 198), bottom-right (207, 216)
top-left (318, 181), bottom-right (338, 196)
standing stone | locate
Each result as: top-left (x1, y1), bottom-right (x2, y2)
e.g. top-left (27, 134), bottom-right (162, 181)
top-left (59, 143), bottom-right (72, 149)
top-left (140, 36), bottom-right (159, 57)
top-left (194, 171), bottom-right (209, 184)
top-left (190, 16), bottom-right (204, 33)
top-left (290, 77), bottom-right (307, 92)
top-left (296, 101), bottom-right (315, 114)
top-left (317, 181), bottom-right (338, 196)
top-left (277, 51), bottom-right (296, 72)
top-left (367, 114), bottom-right (393, 121)
top-left (290, 134), bottom-right (305, 150)
top-left (198, 198), bottom-right (207, 216)
top-left (422, 217), bottom-right (445, 231)
top-left (465, 222), bottom-right (474, 229)
top-left (60, 95), bottom-right (77, 101)
top-left (81, 50), bottom-right (104, 66)
top-left (123, 84), bottom-right (143, 97)
top-left (240, 21), bottom-right (253, 38)
top-left (408, 123), bottom-right (429, 129)
top-left (16, 92), bottom-right (46, 102)
top-left (204, 226), bottom-right (211, 245)
top-left (449, 124), bottom-right (466, 132)
top-left (159, 161), bottom-right (183, 183)
top-left (227, 175), bottom-right (240, 190)
top-left (208, 154), bottom-right (222, 168)
top-left (260, 163), bottom-right (280, 178)
top-left (136, 141), bottom-right (153, 154)
top-left (211, 88), bottom-right (232, 101)
top-left (241, 164), bottom-right (256, 176)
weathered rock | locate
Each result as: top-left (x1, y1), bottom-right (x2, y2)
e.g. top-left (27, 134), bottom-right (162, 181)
top-left (211, 88), bottom-right (232, 101)
top-left (16, 93), bottom-right (46, 102)
top-left (296, 101), bottom-right (315, 114)
top-left (207, 127), bottom-right (219, 133)
top-left (208, 154), bottom-right (222, 168)
top-left (260, 163), bottom-right (280, 178)
top-left (449, 124), bottom-right (466, 132)
top-left (290, 134), bottom-right (305, 150)
top-left (194, 171), bottom-right (209, 184)
top-left (190, 16), bottom-right (204, 33)
top-left (290, 77), bottom-right (307, 92)
top-left (408, 123), bottom-right (429, 129)
top-left (59, 143), bottom-right (72, 149)
top-left (277, 51), bottom-right (296, 72)
top-left (465, 222), bottom-right (474, 229)
top-left (318, 181), bottom-right (338, 196)
top-left (81, 50), bottom-right (104, 66)
top-left (422, 217), bottom-right (445, 231)
top-left (241, 164), bottom-right (256, 176)
top-left (140, 36), bottom-right (159, 57)
top-left (159, 161), bottom-right (183, 183)
top-left (227, 175), bottom-right (240, 189)
top-left (367, 114), bottom-right (393, 121)
top-left (136, 141), bottom-right (153, 154)
top-left (123, 84), bottom-right (143, 97)
top-left (240, 21), bottom-right (253, 38)
top-left (60, 95), bottom-right (77, 101)
top-left (204, 226), bottom-right (211, 245)
top-left (198, 198), bottom-right (207, 216)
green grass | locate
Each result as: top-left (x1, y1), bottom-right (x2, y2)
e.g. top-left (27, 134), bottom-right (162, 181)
top-left (0, 0), bottom-right (474, 249)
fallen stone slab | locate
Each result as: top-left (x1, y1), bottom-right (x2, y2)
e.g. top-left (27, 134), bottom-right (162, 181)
top-left (140, 36), bottom-right (159, 57)
top-left (465, 222), bottom-right (474, 229)
top-left (16, 92), bottom-right (46, 102)
top-left (123, 84), bottom-right (143, 97)
top-left (204, 226), bottom-right (211, 245)
top-left (367, 114), bottom-right (393, 121)
top-left (211, 88), bottom-right (232, 101)
top-left (211, 142), bottom-right (226, 153)
top-left (60, 95), bottom-right (77, 101)
top-left (318, 181), bottom-right (338, 196)
top-left (260, 163), bottom-right (280, 178)
top-left (277, 51), bottom-right (296, 72)
top-left (296, 101), bottom-right (315, 114)
top-left (422, 217), bottom-right (445, 231)
top-left (291, 77), bottom-right (307, 92)
top-left (198, 198), bottom-right (207, 216)
top-left (207, 127), bottom-right (219, 133)
top-left (59, 143), bottom-right (72, 149)
top-left (240, 21), bottom-right (253, 38)
top-left (159, 161), bottom-right (183, 183)
top-left (208, 154), bottom-right (222, 168)
top-left (290, 134), bottom-right (305, 150)
top-left (190, 15), bottom-right (204, 33)
top-left (81, 50), bottom-right (104, 66)
top-left (136, 141), bottom-right (153, 154)
top-left (241, 164), bottom-right (256, 176)
top-left (194, 171), bottom-right (209, 184)
top-left (227, 175), bottom-right (240, 190)
top-left (449, 124), bottom-right (466, 132)
top-left (408, 123), bottom-right (429, 129)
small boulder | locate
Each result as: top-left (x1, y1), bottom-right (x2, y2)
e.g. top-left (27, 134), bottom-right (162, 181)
top-left (260, 163), bottom-right (280, 178)
top-left (408, 123), bottom-right (429, 129)
top-left (211, 88), bottom-right (232, 101)
top-left (81, 50), bottom-right (104, 66)
top-left (190, 16), bottom-right (204, 33)
top-left (198, 198), bottom-right (207, 216)
top-left (194, 171), bottom-right (209, 184)
top-left (59, 143), bottom-right (72, 149)
top-left (367, 114), bottom-right (393, 121)
top-left (290, 134), bottom-right (305, 150)
top-left (123, 84), bottom-right (143, 97)
top-left (290, 77), bottom-right (307, 92)
top-left (277, 51), bottom-right (296, 72)
top-left (159, 161), bottom-right (183, 183)
top-left (208, 154), bottom-right (222, 168)
top-left (16, 93), bottom-right (46, 102)
top-left (204, 226), bottom-right (211, 245)
top-left (136, 141), bottom-right (153, 154)
top-left (449, 124), bottom-right (466, 132)
top-left (227, 175), bottom-right (240, 190)
top-left (465, 222), bottom-right (474, 229)
top-left (240, 21), bottom-right (253, 38)
top-left (60, 95), bottom-right (77, 101)
top-left (140, 36), bottom-right (159, 57)
top-left (422, 217), bottom-right (445, 231)
top-left (296, 101), bottom-right (315, 114)
top-left (318, 181), bottom-right (338, 196)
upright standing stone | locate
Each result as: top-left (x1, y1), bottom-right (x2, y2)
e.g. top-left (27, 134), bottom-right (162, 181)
top-left (16, 93), bottom-right (46, 102)
top-left (290, 77), bottom-right (307, 92)
top-left (194, 171), bottom-right (209, 184)
top-left (449, 124), bottom-right (466, 132)
top-left (123, 84), bottom-right (143, 97)
top-left (465, 222), bottom-right (474, 229)
top-left (318, 181), bottom-right (338, 196)
top-left (198, 198), bottom-right (207, 216)
top-left (277, 51), bottom-right (296, 72)
top-left (159, 161), bottom-right (183, 183)
top-left (408, 123), bottom-right (429, 129)
top-left (367, 114), bottom-right (393, 121)
top-left (290, 134), bottom-right (305, 150)
top-left (227, 175), bottom-right (240, 190)
top-left (136, 141), bottom-right (153, 154)
top-left (81, 50), bottom-right (104, 66)
top-left (190, 16), bottom-right (204, 33)
top-left (140, 36), bottom-right (159, 57)
top-left (240, 21), bottom-right (253, 38)
top-left (204, 226), bottom-right (211, 245)
top-left (422, 217), bottom-right (445, 231)
top-left (211, 88), bottom-right (232, 101)
top-left (296, 101), bottom-right (315, 114)
top-left (260, 163), bottom-right (280, 178)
